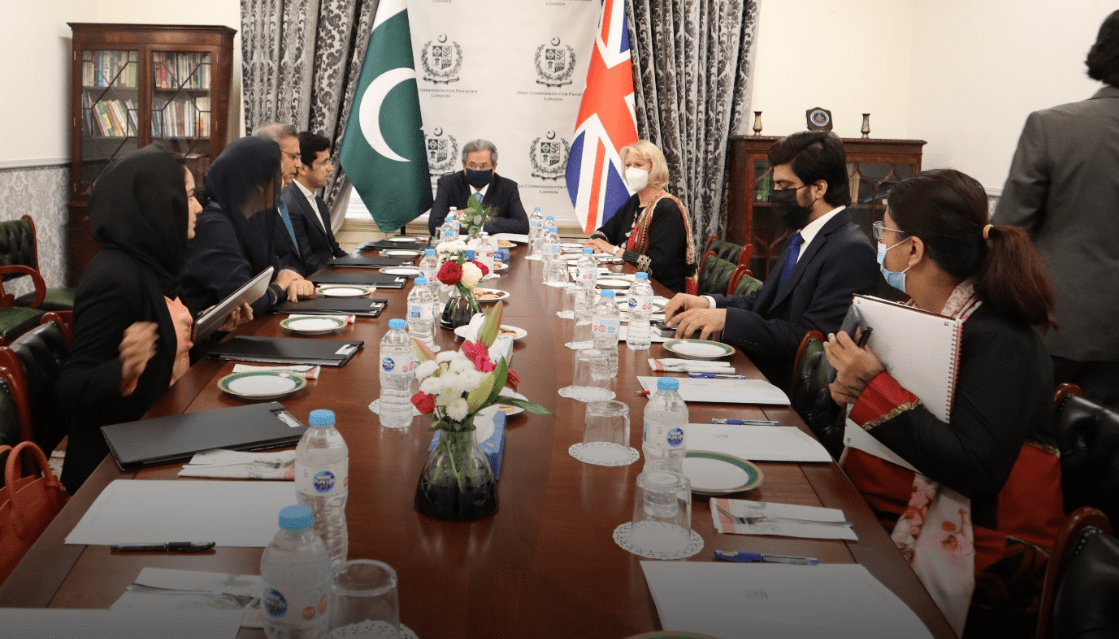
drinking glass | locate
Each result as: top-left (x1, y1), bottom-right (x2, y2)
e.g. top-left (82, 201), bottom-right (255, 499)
top-left (329, 559), bottom-right (399, 638)
top-left (583, 400), bottom-right (629, 447)
top-left (629, 470), bottom-right (692, 555)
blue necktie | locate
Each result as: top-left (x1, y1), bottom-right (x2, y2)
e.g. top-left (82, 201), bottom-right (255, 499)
top-left (277, 198), bottom-right (298, 248)
top-left (778, 233), bottom-right (804, 289)
top-left (471, 192), bottom-right (484, 207)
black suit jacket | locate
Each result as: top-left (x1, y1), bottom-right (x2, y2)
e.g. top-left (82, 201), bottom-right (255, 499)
top-left (428, 172), bottom-right (529, 236)
top-left (712, 208), bottom-right (879, 385)
top-left (281, 182), bottom-right (346, 275)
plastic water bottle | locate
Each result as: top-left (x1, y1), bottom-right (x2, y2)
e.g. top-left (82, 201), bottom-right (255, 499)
top-left (542, 224), bottom-right (563, 284)
top-left (592, 289), bottom-right (621, 377)
top-left (529, 206), bottom-right (544, 254)
top-left (626, 272), bottom-right (654, 351)
top-left (477, 231), bottom-right (496, 274)
top-left (436, 228), bottom-right (456, 252)
top-left (418, 249), bottom-right (442, 315)
top-left (448, 206), bottom-right (461, 235)
top-left (260, 505), bottom-right (332, 639)
top-left (379, 318), bottom-right (415, 429)
top-left (294, 410), bottom-right (348, 566)
top-left (438, 210), bottom-right (456, 242)
top-left (407, 278), bottom-right (437, 351)
top-left (576, 248), bottom-right (598, 290)
top-left (642, 377), bottom-right (689, 473)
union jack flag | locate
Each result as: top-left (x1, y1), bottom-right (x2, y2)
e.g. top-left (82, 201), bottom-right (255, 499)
top-left (565, 0), bottom-right (638, 234)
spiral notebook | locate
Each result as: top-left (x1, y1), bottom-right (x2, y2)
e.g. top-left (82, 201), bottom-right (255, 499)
top-left (848, 294), bottom-right (964, 422)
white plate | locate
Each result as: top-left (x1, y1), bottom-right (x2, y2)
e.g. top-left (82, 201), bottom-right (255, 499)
top-left (380, 266), bottom-right (422, 276)
top-left (496, 239), bottom-right (517, 249)
top-left (477, 389), bottom-right (528, 417)
top-left (663, 339), bottom-right (735, 360)
top-left (453, 324), bottom-right (527, 341)
top-left (280, 316), bottom-right (347, 335)
top-left (561, 242), bottom-right (585, 250)
top-left (318, 285), bottom-right (371, 298)
top-left (218, 371), bottom-right (305, 401)
top-left (387, 236), bottom-right (420, 243)
top-left (473, 288), bottom-right (509, 303)
top-left (383, 249), bottom-right (422, 257)
top-left (682, 452), bottom-right (763, 495)
top-left (493, 262), bottom-right (509, 272)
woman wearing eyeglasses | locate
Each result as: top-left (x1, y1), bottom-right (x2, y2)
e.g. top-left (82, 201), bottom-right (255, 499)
top-left (824, 169), bottom-right (1063, 636)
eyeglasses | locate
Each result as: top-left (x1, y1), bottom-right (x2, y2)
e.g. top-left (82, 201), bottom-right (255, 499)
top-left (465, 163), bottom-right (493, 170)
top-left (283, 151), bottom-right (300, 163)
top-left (872, 221), bottom-right (908, 242)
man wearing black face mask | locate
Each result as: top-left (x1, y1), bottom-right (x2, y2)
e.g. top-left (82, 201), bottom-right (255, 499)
top-left (427, 139), bottom-right (530, 236)
top-left (664, 131), bottom-right (878, 385)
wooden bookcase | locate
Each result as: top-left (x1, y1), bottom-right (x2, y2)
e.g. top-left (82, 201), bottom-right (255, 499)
top-left (67, 23), bottom-right (236, 285)
top-left (726, 134), bottom-right (926, 280)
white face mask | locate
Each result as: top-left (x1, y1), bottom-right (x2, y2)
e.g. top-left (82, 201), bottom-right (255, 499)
top-left (625, 167), bottom-right (650, 191)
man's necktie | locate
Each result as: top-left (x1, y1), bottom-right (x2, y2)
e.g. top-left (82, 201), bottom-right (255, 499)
top-left (471, 192), bottom-right (484, 208)
top-left (778, 232), bottom-right (804, 289)
top-left (277, 198), bottom-right (298, 248)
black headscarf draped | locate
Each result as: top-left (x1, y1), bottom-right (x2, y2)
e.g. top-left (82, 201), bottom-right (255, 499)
top-left (202, 136), bottom-right (282, 274)
top-left (89, 144), bottom-right (188, 297)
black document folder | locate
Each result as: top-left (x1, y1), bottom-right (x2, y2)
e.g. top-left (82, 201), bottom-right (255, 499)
top-left (328, 256), bottom-right (414, 269)
top-left (207, 336), bottom-right (364, 366)
top-left (274, 297), bottom-right (387, 317)
top-left (101, 402), bottom-right (307, 470)
top-left (359, 239), bottom-right (429, 251)
top-left (309, 270), bottom-right (407, 288)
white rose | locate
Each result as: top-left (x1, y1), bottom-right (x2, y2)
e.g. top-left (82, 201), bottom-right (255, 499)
top-left (415, 360), bottom-right (439, 380)
top-left (447, 398), bottom-right (469, 421)
top-left (461, 262), bottom-right (483, 288)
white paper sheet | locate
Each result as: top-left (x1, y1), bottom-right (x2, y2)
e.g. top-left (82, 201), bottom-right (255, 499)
top-left (490, 233), bottom-right (530, 243)
top-left (688, 424), bottom-right (831, 463)
top-left (638, 376), bottom-right (790, 405)
top-left (0, 609), bottom-right (244, 639)
top-left (640, 562), bottom-right (935, 639)
top-left (66, 480), bottom-right (296, 547)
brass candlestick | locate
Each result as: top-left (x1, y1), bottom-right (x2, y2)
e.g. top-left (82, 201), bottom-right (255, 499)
top-left (752, 111), bottom-right (763, 136)
top-left (861, 113), bottom-right (871, 138)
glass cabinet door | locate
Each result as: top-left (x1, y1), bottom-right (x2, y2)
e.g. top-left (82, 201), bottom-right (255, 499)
top-left (79, 49), bottom-right (139, 194)
top-left (150, 50), bottom-right (213, 162)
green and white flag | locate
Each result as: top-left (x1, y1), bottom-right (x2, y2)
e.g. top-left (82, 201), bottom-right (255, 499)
top-left (340, 0), bottom-right (432, 233)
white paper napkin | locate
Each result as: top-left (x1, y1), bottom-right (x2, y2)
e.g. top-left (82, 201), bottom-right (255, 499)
top-left (230, 363), bottom-right (321, 379)
top-left (178, 450), bottom-right (295, 480)
top-left (710, 497), bottom-right (857, 540)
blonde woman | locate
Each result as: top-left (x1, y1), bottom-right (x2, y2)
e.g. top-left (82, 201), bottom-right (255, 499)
top-left (584, 140), bottom-right (698, 293)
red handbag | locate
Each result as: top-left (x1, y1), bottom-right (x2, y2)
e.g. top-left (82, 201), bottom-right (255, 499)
top-left (0, 441), bottom-right (70, 583)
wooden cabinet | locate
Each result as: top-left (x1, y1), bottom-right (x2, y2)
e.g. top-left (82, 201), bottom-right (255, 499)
top-left (67, 23), bottom-right (236, 285)
top-left (726, 135), bottom-right (925, 280)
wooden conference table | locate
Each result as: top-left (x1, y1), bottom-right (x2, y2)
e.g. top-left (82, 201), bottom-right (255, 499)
top-left (0, 242), bottom-right (954, 638)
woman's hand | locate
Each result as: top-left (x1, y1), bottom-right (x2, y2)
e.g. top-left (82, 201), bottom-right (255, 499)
top-left (119, 321), bottom-right (159, 396)
top-left (584, 238), bottom-right (616, 254)
top-left (823, 329), bottom-right (886, 406)
top-left (218, 302), bottom-right (254, 332)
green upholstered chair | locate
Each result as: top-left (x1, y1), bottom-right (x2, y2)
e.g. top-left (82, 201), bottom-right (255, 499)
top-left (0, 319), bottom-right (69, 453)
top-left (728, 265), bottom-right (763, 296)
top-left (0, 215), bottom-right (75, 313)
top-left (0, 366), bottom-right (25, 448)
top-left (696, 252), bottom-right (736, 296)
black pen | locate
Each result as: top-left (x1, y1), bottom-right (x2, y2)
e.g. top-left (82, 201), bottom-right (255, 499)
top-left (110, 541), bottom-right (216, 553)
top-left (856, 326), bottom-right (873, 348)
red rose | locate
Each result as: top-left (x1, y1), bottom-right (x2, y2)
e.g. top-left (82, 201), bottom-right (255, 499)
top-left (506, 369), bottom-right (520, 392)
top-left (472, 260), bottom-right (489, 276)
top-left (411, 392), bottom-right (436, 414)
top-left (437, 261), bottom-right (462, 285)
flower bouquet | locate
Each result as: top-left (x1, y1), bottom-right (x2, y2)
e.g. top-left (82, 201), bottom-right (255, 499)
top-left (461, 198), bottom-right (490, 239)
top-left (436, 247), bottom-right (489, 330)
top-left (411, 303), bottom-right (549, 520)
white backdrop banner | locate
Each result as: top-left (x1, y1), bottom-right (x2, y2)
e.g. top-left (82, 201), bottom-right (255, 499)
top-left (407, 0), bottom-right (601, 227)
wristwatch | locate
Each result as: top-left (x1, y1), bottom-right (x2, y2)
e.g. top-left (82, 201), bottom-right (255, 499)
top-left (613, 245), bottom-right (623, 256)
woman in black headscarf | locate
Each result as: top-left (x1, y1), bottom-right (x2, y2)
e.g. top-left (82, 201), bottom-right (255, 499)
top-left (58, 144), bottom-right (205, 493)
top-left (180, 136), bottom-right (315, 319)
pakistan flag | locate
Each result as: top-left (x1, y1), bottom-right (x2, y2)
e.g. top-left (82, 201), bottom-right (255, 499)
top-left (339, 0), bottom-right (432, 233)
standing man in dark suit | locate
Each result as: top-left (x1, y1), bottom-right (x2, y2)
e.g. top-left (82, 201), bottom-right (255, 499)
top-left (993, 10), bottom-right (1119, 409)
top-left (427, 139), bottom-right (530, 236)
top-left (281, 131), bottom-right (347, 274)
top-left (664, 131), bottom-right (879, 385)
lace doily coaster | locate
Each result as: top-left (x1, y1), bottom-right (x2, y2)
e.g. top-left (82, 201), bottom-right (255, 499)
top-left (564, 340), bottom-right (594, 350)
top-left (327, 621), bottom-right (418, 639)
top-left (558, 386), bottom-right (615, 402)
top-left (525, 254), bottom-right (544, 261)
top-left (613, 522), bottom-right (704, 560)
top-left (368, 400), bottom-right (422, 416)
top-left (569, 442), bottom-right (639, 466)
top-left (556, 310), bottom-right (575, 319)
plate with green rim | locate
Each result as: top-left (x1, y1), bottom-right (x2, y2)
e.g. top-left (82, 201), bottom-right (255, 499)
top-left (662, 339), bottom-right (735, 360)
top-left (280, 316), bottom-right (347, 335)
top-left (218, 371), bottom-right (306, 401)
top-left (318, 285), bottom-right (372, 298)
top-left (682, 451), bottom-right (763, 495)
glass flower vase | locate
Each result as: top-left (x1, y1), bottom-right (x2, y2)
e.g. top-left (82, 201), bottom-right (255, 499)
top-left (414, 424), bottom-right (497, 521)
top-left (439, 285), bottom-right (480, 330)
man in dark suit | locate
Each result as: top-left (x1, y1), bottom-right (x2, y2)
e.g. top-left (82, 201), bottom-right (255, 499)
top-left (427, 139), bottom-right (529, 236)
top-left (994, 9), bottom-right (1119, 408)
top-left (251, 123), bottom-right (318, 292)
top-left (281, 131), bottom-right (347, 274)
top-left (665, 131), bottom-right (879, 385)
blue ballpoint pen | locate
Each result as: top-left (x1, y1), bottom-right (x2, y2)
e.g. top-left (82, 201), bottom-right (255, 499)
top-left (687, 372), bottom-right (747, 379)
top-left (710, 418), bottom-right (781, 426)
top-left (713, 550), bottom-right (818, 565)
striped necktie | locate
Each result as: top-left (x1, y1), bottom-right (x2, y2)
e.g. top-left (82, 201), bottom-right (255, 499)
top-left (471, 191), bottom-right (484, 207)
top-left (778, 233), bottom-right (804, 289)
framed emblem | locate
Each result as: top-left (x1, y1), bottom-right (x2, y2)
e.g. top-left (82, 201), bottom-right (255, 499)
top-left (806, 107), bottom-right (832, 131)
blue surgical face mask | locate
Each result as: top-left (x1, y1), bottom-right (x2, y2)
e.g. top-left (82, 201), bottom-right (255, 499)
top-left (876, 240), bottom-right (911, 293)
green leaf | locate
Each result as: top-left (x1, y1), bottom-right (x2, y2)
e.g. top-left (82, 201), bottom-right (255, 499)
top-left (477, 303), bottom-right (503, 348)
top-left (466, 371), bottom-right (497, 413)
top-left (494, 395), bottom-right (551, 415)
top-left (485, 358), bottom-right (509, 406)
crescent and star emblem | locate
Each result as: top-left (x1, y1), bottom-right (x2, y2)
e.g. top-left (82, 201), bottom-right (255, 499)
top-left (358, 67), bottom-right (415, 163)
top-left (551, 37), bottom-right (561, 46)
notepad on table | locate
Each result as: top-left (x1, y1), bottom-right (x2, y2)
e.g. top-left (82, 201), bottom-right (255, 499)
top-left (637, 376), bottom-right (790, 405)
top-left (688, 424), bottom-right (831, 462)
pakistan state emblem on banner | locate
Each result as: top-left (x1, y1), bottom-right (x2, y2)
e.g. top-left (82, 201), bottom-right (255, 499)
top-left (529, 132), bottom-right (570, 180)
top-left (535, 38), bottom-right (576, 87)
top-left (426, 128), bottom-right (459, 176)
top-left (421, 35), bottom-right (462, 84)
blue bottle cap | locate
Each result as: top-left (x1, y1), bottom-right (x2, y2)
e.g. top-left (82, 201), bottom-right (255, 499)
top-left (425, 248), bottom-right (435, 254)
top-left (415, 277), bottom-right (428, 286)
top-left (389, 318), bottom-right (407, 330)
top-left (657, 377), bottom-right (680, 391)
top-left (601, 289), bottom-right (616, 298)
top-left (583, 248), bottom-right (593, 254)
top-left (465, 250), bottom-right (476, 261)
top-left (546, 215), bottom-right (555, 220)
top-left (278, 505), bottom-right (313, 531)
top-left (309, 409), bottom-right (335, 427)
top-left (635, 272), bottom-right (649, 280)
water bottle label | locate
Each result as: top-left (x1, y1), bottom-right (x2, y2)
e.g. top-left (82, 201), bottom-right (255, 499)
top-left (530, 219), bottom-right (543, 229)
top-left (629, 295), bottom-right (653, 311)
top-left (297, 459), bottom-right (349, 497)
top-left (381, 355), bottom-right (416, 373)
top-left (408, 302), bottom-right (432, 320)
top-left (591, 319), bottom-right (620, 335)
top-left (579, 269), bottom-right (596, 283)
top-left (665, 427), bottom-right (685, 448)
top-left (262, 583), bottom-right (330, 626)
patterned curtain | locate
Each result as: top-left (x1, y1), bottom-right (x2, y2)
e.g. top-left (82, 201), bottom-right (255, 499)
top-left (241, 0), bottom-right (378, 227)
top-left (627, 0), bottom-right (760, 246)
